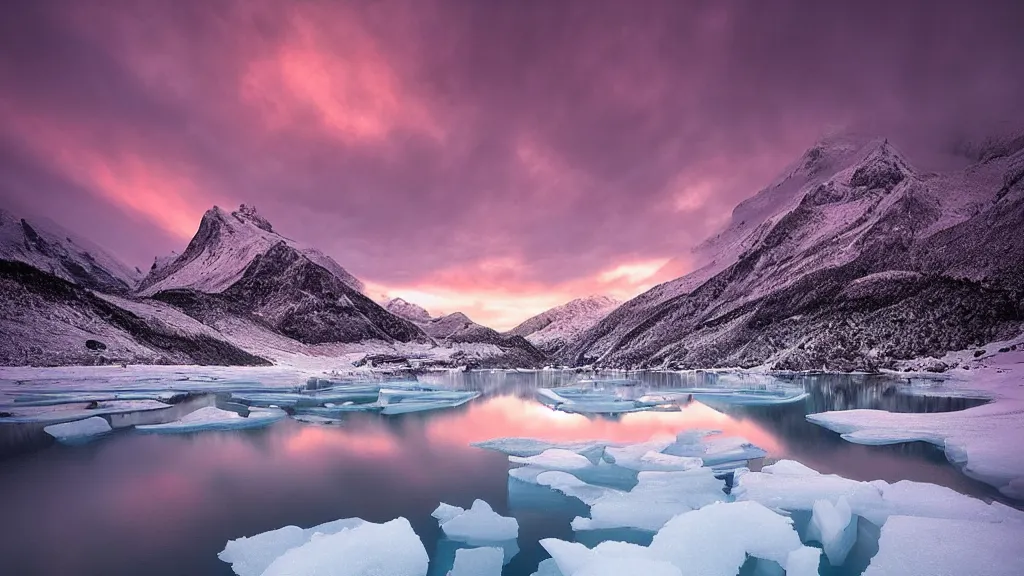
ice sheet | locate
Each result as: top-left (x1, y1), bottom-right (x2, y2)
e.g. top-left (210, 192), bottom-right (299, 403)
top-left (863, 515), bottom-right (1024, 576)
top-left (136, 406), bottom-right (285, 433)
top-left (446, 547), bottom-right (503, 576)
top-left (43, 416), bottom-right (111, 444)
top-left (733, 459), bottom-right (1023, 526)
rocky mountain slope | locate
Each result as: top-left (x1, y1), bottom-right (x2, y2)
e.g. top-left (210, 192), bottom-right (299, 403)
top-left (385, 297), bottom-right (433, 323)
top-left (561, 134), bottom-right (1024, 371)
top-left (0, 208), bottom-right (141, 294)
top-left (507, 295), bottom-right (619, 355)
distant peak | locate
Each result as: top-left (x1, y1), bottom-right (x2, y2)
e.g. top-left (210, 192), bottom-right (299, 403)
top-left (232, 204), bottom-right (274, 233)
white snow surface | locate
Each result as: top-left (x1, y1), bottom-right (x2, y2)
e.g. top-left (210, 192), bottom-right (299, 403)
top-left (510, 449), bottom-right (595, 471)
top-left (807, 347), bottom-right (1024, 499)
top-left (806, 497), bottom-right (857, 566)
top-left (863, 515), bottom-right (1024, 576)
top-left (138, 205), bottom-right (363, 296)
top-left (384, 297), bottom-right (433, 322)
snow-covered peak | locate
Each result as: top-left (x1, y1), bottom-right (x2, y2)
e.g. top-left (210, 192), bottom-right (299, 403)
top-left (508, 295), bottom-right (620, 352)
top-left (137, 204), bottom-right (364, 296)
top-left (384, 297), bottom-right (433, 323)
top-left (232, 204), bottom-right (273, 233)
top-left (0, 207), bottom-right (140, 293)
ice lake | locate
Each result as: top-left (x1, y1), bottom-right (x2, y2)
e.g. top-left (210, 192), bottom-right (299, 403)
top-left (0, 369), bottom-right (1011, 576)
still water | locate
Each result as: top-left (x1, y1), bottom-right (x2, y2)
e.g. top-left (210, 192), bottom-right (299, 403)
top-left (0, 371), bottom-right (998, 576)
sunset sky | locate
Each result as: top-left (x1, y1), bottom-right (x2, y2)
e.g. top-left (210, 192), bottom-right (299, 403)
top-left (2, 0), bottom-right (1023, 329)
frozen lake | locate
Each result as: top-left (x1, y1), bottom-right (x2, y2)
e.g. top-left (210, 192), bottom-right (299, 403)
top-left (0, 369), bottom-right (1009, 575)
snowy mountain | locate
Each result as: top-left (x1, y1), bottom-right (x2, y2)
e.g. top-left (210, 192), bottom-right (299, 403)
top-left (507, 295), bottom-right (619, 354)
top-left (383, 299), bottom-right (548, 367)
top-left (0, 208), bottom-right (141, 294)
top-left (561, 133), bottom-right (1024, 371)
top-left (385, 297), bottom-right (433, 323)
top-left (138, 205), bottom-right (364, 296)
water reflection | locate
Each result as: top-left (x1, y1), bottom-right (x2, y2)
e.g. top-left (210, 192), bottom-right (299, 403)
top-left (0, 372), bottom-right (998, 576)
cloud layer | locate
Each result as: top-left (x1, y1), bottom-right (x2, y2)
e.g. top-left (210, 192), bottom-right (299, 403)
top-left (2, 0), bottom-right (1023, 328)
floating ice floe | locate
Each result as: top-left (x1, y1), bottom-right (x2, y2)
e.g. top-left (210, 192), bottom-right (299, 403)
top-left (220, 517), bottom-right (366, 576)
top-left (806, 401), bottom-right (1024, 499)
top-left (733, 459), bottom-right (1022, 526)
top-left (661, 431), bottom-right (768, 469)
top-left (446, 547), bottom-right (504, 576)
top-left (136, 406), bottom-right (286, 433)
top-left (806, 497), bottom-right (857, 565)
top-left (510, 449), bottom-right (595, 471)
top-left (571, 468), bottom-right (727, 532)
top-left (863, 515), bottom-right (1024, 576)
top-left (378, 389), bottom-right (480, 415)
top-left (43, 416), bottom-right (111, 444)
top-left (433, 499), bottom-right (519, 543)
top-left (535, 387), bottom-right (670, 415)
top-left (259, 518), bottom-right (429, 576)
top-left (472, 437), bottom-right (610, 459)
top-left (540, 501), bottom-right (820, 576)
top-left (0, 399), bottom-right (174, 424)
top-left (530, 558), bottom-right (563, 576)
top-left (290, 414), bottom-right (344, 425)
top-left (604, 437), bottom-right (702, 472)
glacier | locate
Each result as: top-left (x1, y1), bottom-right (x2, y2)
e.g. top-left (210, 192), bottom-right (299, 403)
top-left (432, 499), bottom-right (519, 543)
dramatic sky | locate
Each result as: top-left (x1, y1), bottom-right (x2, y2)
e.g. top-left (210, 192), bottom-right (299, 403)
top-left (2, 0), bottom-right (1023, 329)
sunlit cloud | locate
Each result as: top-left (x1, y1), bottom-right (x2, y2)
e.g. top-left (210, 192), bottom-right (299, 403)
top-left (241, 9), bottom-right (442, 144)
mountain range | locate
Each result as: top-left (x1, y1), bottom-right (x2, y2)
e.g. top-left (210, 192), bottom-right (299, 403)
top-left (1, 130), bottom-right (1022, 371)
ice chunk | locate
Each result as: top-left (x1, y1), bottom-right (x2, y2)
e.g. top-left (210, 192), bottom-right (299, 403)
top-left (688, 388), bottom-right (809, 406)
top-left (378, 389), bottom-right (479, 415)
top-left (734, 461), bottom-right (1022, 526)
top-left (530, 558), bottom-right (564, 576)
top-left (472, 437), bottom-right (610, 459)
top-left (806, 497), bottom-right (856, 565)
top-left (432, 503), bottom-right (465, 524)
top-left (446, 547), bottom-right (503, 576)
top-left (604, 437), bottom-right (702, 471)
top-left (291, 414), bottom-right (344, 425)
top-left (761, 460), bottom-right (819, 477)
top-left (260, 517), bottom-right (428, 576)
top-left (571, 468), bottom-right (726, 531)
top-left (43, 416), bottom-right (111, 444)
top-left (660, 431), bottom-right (767, 469)
top-left (647, 502), bottom-right (820, 576)
top-left (219, 517), bottom-right (365, 576)
top-left (536, 471), bottom-right (623, 505)
top-left (510, 449), bottom-right (594, 471)
top-left (136, 406), bottom-right (285, 433)
top-left (864, 515), bottom-right (1024, 576)
top-left (543, 503), bottom-right (818, 576)
top-left (574, 556), bottom-right (682, 576)
top-left (435, 499), bottom-right (519, 542)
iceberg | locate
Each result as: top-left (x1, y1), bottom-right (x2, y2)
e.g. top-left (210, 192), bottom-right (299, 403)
top-left (446, 547), bottom-right (504, 576)
top-left (536, 471), bottom-right (623, 505)
top-left (260, 517), bottom-right (429, 576)
top-left (43, 416), bottom-right (111, 444)
top-left (434, 499), bottom-right (519, 542)
top-left (136, 406), bottom-right (286, 433)
top-left (378, 389), bottom-right (480, 415)
top-left (661, 431), bottom-right (768, 469)
top-left (604, 437), bottom-right (702, 472)
top-left (571, 468), bottom-right (726, 532)
top-left (864, 515), bottom-right (1024, 576)
top-left (530, 558), bottom-right (564, 576)
top-left (806, 497), bottom-right (856, 566)
top-left (219, 517), bottom-right (365, 576)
